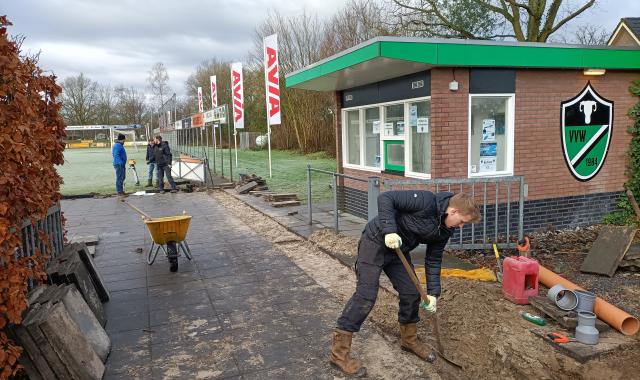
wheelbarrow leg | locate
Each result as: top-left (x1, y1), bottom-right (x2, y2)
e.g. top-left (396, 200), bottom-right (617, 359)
top-left (147, 242), bottom-right (160, 265)
top-left (180, 240), bottom-right (192, 260)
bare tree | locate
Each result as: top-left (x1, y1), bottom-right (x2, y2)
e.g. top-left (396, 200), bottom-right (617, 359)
top-left (573, 23), bottom-right (608, 45)
top-left (59, 73), bottom-right (98, 125)
top-left (392, 0), bottom-right (597, 42)
top-left (147, 62), bottom-right (171, 111)
top-left (94, 84), bottom-right (116, 124)
top-left (114, 86), bottom-right (147, 124)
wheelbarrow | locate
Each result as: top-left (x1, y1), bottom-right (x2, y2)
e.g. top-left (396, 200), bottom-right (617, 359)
top-left (122, 200), bottom-right (192, 272)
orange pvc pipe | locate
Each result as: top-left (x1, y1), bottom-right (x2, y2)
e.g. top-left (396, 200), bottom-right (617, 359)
top-left (538, 265), bottom-right (639, 336)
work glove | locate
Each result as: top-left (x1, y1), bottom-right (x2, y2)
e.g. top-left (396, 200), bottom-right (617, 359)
top-left (420, 295), bottom-right (437, 313)
top-left (384, 233), bottom-right (402, 249)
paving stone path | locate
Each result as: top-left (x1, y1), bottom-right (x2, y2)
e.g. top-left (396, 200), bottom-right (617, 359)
top-left (62, 192), bottom-right (433, 379)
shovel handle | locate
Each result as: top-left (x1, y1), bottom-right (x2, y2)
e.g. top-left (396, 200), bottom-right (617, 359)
top-left (394, 248), bottom-right (430, 305)
top-left (121, 199), bottom-right (153, 220)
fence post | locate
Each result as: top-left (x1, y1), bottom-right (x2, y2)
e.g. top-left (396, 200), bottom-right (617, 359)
top-left (332, 173), bottom-right (339, 232)
top-left (367, 176), bottom-right (381, 221)
top-left (519, 177), bottom-right (525, 241)
top-left (307, 165), bottom-right (312, 225)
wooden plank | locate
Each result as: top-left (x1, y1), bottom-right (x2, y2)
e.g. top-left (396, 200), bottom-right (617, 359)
top-left (624, 243), bottom-right (640, 260)
top-left (77, 243), bottom-right (110, 302)
top-left (69, 235), bottom-right (99, 246)
top-left (39, 302), bottom-right (105, 379)
top-left (12, 321), bottom-right (53, 380)
top-left (528, 296), bottom-right (610, 332)
top-left (580, 225), bottom-right (636, 277)
top-left (64, 260), bottom-right (106, 326)
top-left (530, 329), bottom-right (635, 363)
top-left (271, 200), bottom-right (301, 208)
top-left (24, 303), bottom-right (73, 379)
top-left (236, 181), bottom-right (258, 194)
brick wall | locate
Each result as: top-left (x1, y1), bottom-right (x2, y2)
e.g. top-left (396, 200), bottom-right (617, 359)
top-left (514, 69), bottom-right (636, 200)
top-left (332, 68), bottom-right (637, 231)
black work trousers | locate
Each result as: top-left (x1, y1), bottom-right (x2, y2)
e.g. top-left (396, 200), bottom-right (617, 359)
top-left (336, 234), bottom-right (420, 332)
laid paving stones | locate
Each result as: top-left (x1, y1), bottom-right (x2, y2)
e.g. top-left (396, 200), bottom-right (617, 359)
top-left (62, 193), bottom-right (431, 379)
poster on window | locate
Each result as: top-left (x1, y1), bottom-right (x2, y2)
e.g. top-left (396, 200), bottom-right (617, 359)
top-left (482, 119), bottom-right (496, 142)
top-left (372, 120), bottom-right (380, 134)
top-left (384, 122), bottom-right (394, 136)
top-left (417, 117), bottom-right (429, 133)
top-left (479, 156), bottom-right (497, 172)
top-left (397, 121), bottom-right (405, 135)
top-left (410, 105), bottom-right (418, 127)
top-left (480, 142), bottom-right (497, 156)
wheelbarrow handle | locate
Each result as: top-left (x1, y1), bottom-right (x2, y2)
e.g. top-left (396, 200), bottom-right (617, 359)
top-left (121, 199), bottom-right (153, 220)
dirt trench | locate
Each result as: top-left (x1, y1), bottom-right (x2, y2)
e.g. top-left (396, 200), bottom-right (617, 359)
top-left (210, 190), bottom-right (640, 380)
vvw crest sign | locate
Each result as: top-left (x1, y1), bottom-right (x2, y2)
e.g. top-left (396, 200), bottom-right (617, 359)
top-left (561, 83), bottom-right (613, 181)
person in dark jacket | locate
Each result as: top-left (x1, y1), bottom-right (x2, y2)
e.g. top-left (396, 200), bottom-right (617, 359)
top-left (330, 191), bottom-right (481, 376)
top-left (145, 139), bottom-right (156, 187)
top-left (153, 136), bottom-right (177, 193)
top-left (112, 133), bottom-right (127, 195)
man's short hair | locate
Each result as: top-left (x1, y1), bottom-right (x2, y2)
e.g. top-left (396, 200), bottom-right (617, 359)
top-left (449, 193), bottom-right (482, 222)
top-left (155, 136), bottom-right (162, 141)
top-left (117, 133), bottom-right (126, 141)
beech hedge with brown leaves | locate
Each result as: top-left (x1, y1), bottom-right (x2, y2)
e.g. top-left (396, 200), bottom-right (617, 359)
top-left (0, 16), bottom-right (66, 378)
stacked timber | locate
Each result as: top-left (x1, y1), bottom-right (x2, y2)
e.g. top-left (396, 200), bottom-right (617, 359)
top-left (7, 243), bottom-right (112, 379)
top-left (235, 173), bottom-right (268, 194)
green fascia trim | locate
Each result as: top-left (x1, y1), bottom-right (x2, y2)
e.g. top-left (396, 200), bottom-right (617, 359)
top-left (286, 39), bottom-right (640, 89)
top-left (285, 43), bottom-right (380, 88)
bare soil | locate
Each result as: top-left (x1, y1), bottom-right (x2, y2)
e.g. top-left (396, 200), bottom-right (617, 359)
top-left (211, 190), bottom-right (640, 379)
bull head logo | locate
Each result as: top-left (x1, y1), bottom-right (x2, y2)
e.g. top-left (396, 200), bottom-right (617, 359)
top-left (579, 100), bottom-right (597, 124)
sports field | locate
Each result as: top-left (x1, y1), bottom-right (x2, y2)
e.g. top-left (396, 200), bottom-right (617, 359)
top-left (58, 147), bottom-right (337, 200)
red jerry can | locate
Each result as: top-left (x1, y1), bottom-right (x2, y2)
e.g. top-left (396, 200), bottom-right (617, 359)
top-left (502, 256), bottom-right (539, 305)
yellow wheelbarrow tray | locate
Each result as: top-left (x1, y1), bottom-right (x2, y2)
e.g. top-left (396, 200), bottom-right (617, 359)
top-left (144, 215), bottom-right (192, 245)
top-left (143, 215), bottom-right (193, 266)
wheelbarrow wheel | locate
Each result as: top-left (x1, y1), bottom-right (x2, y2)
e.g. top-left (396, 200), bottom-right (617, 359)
top-left (167, 241), bottom-right (178, 272)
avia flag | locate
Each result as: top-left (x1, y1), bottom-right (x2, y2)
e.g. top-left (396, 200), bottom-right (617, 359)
top-left (263, 34), bottom-right (281, 125)
top-left (210, 75), bottom-right (217, 108)
top-left (231, 62), bottom-right (244, 129)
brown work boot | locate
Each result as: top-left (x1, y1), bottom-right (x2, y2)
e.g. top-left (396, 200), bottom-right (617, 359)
top-left (329, 329), bottom-right (367, 377)
top-left (400, 323), bottom-right (431, 360)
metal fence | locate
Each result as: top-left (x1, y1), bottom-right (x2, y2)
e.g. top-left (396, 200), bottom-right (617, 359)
top-left (14, 204), bottom-right (64, 288)
top-left (384, 177), bottom-right (525, 249)
top-left (306, 166), bottom-right (525, 250)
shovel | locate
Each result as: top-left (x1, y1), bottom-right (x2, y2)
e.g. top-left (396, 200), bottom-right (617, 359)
top-left (393, 248), bottom-right (463, 369)
top-left (493, 243), bottom-right (503, 283)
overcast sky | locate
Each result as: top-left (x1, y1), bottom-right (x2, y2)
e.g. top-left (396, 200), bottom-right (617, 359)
top-left (3, 0), bottom-right (639, 98)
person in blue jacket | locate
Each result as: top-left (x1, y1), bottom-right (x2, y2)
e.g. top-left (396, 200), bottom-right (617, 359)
top-left (112, 133), bottom-right (127, 195)
top-left (329, 191), bottom-right (481, 377)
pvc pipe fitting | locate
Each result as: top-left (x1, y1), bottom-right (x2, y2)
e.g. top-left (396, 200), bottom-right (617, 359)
top-left (576, 311), bottom-right (599, 345)
top-left (547, 284), bottom-right (578, 311)
top-left (575, 290), bottom-right (596, 313)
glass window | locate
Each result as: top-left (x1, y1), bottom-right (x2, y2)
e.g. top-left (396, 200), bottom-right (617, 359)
top-left (346, 110), bottom-right (360, 165)
top-left (470, 97), bottom-right (509, 174)
top-left (384, 103), bottom-right (404, 137)
top-left (409, 101), bottom-right (431, 174)
top-left (364, 107), bottom-right (380, 167)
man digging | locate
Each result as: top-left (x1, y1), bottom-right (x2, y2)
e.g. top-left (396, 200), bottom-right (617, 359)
top-left (330, 191), bottom-right (481, 377)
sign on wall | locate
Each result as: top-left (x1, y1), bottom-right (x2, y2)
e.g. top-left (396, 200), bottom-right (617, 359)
top-left (561, 83), bottom-right (613, 181)
top-left (231, 62), bottom-right (244, 129)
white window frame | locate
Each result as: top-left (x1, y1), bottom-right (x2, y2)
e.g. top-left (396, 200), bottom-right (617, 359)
top-left (467, 93), bottom-right (515, 178)
top-left (404, 99), bottom-right (432, 179)
top-left (342, 96), bottom-right (431, 178)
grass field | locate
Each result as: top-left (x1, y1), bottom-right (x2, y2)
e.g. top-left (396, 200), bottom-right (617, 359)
top-left (58, 147), bottom-right (337, 201)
